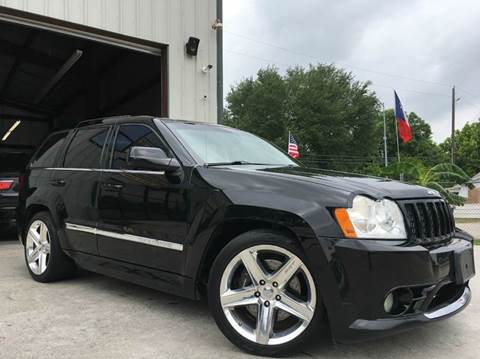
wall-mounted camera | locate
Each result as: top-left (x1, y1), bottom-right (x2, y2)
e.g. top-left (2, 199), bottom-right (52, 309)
top-left (202, 64), bottom-right (213, 73)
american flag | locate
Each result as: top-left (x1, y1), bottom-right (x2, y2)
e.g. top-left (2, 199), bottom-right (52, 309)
top-left (288, 132), bottom-right (300, 159)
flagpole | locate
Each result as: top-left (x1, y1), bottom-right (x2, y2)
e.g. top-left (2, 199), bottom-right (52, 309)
top-left (393, 91), bottom-right (401, 163)
top-left (382, 102), bottom-right (388, 167)
top-left (394, 114), bottom-right (401, 163)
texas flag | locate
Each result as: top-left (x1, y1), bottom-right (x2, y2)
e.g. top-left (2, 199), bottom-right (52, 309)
top-left (394, 91), bottom-right (413, 143)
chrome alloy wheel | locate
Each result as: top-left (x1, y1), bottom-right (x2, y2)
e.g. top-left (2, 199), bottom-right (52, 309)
top-left (25, 220), bottom-right (51, 275)
top-left (220, 245), bottom-right (317, 346)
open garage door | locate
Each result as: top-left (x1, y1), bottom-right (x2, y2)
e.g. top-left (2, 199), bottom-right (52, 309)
top-left (0, 9), bottom-right (168, 173)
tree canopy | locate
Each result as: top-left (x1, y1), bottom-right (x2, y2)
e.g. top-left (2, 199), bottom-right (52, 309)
top-left (224, 64), bottom-right (475, 185)
top-left (440, 122), bottom-right (480, 177)
top-left (225, 65), bottom-right (381, 170)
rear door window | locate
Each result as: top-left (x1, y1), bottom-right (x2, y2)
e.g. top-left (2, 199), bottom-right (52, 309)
top-left (64, 127), bottom-right (110, 169)
top-left (31, 131), bottom-right (68, 168)
top-left (111, 124), bottom-right (170, 170)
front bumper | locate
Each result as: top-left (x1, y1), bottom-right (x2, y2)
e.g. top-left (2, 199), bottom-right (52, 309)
top-left (315, 236), bottom-right (475, 343)
top-left (348, 285), bottom-right (471, 341)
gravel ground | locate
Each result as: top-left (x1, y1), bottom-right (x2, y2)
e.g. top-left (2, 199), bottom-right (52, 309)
top-left (0, 237), bottom-right (479, 359)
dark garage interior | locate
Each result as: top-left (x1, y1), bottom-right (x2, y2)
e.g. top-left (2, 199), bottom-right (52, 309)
top-left (0, 18), bottom-right (166, 172)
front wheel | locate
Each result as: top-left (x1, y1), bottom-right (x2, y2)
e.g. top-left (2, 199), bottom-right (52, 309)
top-left (208, 231), bottom-right (324, 356)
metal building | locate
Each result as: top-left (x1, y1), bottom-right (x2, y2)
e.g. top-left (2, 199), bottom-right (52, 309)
top-left (0, 0), bottom-right (222, 170)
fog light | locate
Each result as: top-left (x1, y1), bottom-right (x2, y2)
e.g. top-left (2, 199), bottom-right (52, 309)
top-left (384, 288), bottom-right (413, 316)
top-left (384, 292), bottom-right (395, 313)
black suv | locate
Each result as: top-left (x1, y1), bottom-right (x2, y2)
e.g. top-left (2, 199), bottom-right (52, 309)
top-left (17, 116), bottom-right (475, 356)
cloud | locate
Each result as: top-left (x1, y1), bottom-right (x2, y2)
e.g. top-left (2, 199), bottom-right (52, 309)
top-left (224, 0), bottom-right (480, 142)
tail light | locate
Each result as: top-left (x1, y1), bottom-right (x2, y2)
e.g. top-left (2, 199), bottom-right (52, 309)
top-left (0, 180), bottom-right (14, 191)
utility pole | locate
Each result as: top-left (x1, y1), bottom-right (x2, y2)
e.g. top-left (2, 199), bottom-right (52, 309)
top-left (382, 103), bottom-right (388, 167)
top-left (451, 85), bottom-right (456, 164)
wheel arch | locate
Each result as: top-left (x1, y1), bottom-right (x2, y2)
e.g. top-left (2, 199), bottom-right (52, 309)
top-left (194, 206), bottom-right (319, 297)
top-left (21, 204), bottom-right (51, 245)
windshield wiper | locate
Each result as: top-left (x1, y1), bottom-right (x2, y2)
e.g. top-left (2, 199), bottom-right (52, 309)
top-left (205, 161), bottom-right (270, 167)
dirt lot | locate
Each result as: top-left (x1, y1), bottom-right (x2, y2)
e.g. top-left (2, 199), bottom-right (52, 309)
top-left (0, 237), bottom-right (479, 359)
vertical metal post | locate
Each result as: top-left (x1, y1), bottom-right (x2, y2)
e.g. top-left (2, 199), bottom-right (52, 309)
top-left (216, 0), bottom-right (224, 124)
top-left (395, 115), bottom-right (401, 163)
top-left (451, 86), bottom-right (456, 164)
top-left (382, 102), bottom-right (388, 167)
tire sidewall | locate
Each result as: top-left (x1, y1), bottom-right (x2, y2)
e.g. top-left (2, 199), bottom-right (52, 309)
top-left (208, 230), bottom-right (325, 357)
top-left (24, 212), bottom-right (67, 282)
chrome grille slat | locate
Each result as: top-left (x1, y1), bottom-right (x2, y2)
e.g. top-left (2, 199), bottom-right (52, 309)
top-left (439, 202), bottom-right (449, 233)
top-left (428, 202), bottom-right (440, 237)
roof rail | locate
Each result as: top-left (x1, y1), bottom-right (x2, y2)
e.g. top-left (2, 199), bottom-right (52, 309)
top-left (75, 115), bottom-right (131, 128)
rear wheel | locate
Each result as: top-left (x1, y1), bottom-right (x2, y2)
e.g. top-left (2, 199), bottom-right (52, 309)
top-left (208, 231), bottom-right (324, 356)
top-left (24, 212), bottom-right (76, 282)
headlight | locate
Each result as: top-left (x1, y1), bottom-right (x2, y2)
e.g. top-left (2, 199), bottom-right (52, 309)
top-left (334, 195), bottom-right (407, 239)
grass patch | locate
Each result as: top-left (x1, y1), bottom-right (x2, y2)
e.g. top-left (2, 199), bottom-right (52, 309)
top-left (475, 239), bottom-right (480, 245)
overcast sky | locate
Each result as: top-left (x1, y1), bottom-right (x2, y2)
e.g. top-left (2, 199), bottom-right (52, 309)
top-left (223, 0), bottom-right (480, 142)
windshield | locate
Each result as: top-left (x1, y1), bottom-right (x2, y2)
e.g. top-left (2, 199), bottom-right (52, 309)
top-left (165, 121), bottom-right (297, 166)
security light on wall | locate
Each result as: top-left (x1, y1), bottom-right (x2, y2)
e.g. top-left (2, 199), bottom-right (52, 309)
top-left (212, 19), bottom-right (223, 30)
top-left (186, 37), bottom-right (200, 56)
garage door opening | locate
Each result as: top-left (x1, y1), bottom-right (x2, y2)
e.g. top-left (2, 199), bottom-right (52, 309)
top-left (0, 14), bottom-right (167, 173)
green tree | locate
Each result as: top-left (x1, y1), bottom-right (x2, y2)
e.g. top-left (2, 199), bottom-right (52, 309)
top-left (225, 64), bottom-right (381, 170)
top-left (224, 67), bottom-right (287, 148)
top-left (284, 65), bottom-right (380, 169)
top-left (225, 64), bottom-right (444, 173)
top-left (440, 122), bottom-right (480, 177)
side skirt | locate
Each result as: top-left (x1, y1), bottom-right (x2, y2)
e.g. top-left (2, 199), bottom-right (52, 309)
top-left (64, 250), bottom-right (197, 300)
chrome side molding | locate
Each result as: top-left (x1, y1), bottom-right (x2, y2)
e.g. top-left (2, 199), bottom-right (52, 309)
top-left (65, 222), bottom-right (183, 251)
top-left (45, 168), bottom-right (166, 175)
top-left (65, 223), bottom-right (95, 234)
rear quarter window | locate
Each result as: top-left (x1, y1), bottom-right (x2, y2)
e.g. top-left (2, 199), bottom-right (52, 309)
top-left (63, 126), bottom-right (110, 169)
top-left (30, 131), bottom-right (69, 168)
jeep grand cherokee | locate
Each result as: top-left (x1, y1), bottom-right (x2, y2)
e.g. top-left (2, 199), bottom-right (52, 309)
top-left (17, 116), bottom-right (475, 356)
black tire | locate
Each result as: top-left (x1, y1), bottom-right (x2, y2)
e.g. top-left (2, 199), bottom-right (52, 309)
top-left (24, 211), bottom-right (76, 282)
top-left (208, 230), bottom-right (325, 357)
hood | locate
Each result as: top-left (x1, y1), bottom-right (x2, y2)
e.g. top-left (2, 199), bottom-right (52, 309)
top-left (203, 165), bottom-right (440, 202)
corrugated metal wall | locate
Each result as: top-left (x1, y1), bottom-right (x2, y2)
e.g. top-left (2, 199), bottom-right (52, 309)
top-left (0, 0), bottom-right (218, 123)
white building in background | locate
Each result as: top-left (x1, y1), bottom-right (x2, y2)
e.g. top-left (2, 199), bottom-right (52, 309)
top-left (0, 0), bottom-right (223, 124)
top-left (456, 172), bottom-right (480, 204)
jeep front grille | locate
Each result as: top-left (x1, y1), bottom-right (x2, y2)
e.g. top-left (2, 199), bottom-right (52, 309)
top-left (397, 199), bottom-right (455, 245)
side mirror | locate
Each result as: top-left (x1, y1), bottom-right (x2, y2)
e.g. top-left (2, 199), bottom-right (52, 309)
top-left (127, 147), bottom-right (181, 173)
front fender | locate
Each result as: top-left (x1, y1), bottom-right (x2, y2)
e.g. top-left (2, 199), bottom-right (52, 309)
top-left (183, 198), bottom-right (343, 330)
top-left (223, 189), bottom-right (343, 238)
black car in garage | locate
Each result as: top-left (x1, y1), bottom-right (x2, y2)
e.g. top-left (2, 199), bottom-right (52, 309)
top-left (17, 116), bottom-right (475, 356)
top-left (0, 172), bottom-right (19, 230)
top-left (0, 153), bottom-right (28, 232)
